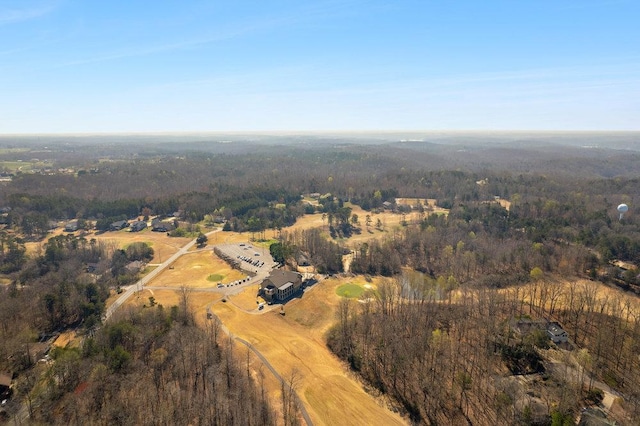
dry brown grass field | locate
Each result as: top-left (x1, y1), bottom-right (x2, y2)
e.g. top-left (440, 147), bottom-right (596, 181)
top-left (24, 227), bottom-right (191, 263)
top-left (505, 276), bottom-right (640, 314)
top-left (396, 197), bottom-right (449, 214)
top-left (91, 229), bottom-right (191, 263)
top-left (227, 283), bottom-right (262, 310)
top-left (98, 211), bottom-right (431, 424)
top-left (52, 330), bottom-right (79, 349)
top-left (148, 250), bottom-right (246, 289)
top-left (123, 288), bottom-right (223, 316)
top-left (129, 244), bottom-right (405, 425)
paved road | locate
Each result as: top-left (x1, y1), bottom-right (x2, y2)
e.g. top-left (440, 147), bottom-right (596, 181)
top-left (104, 229), bottom-right (220, 321)
top-left (207, 310), bottom-right (313, 426)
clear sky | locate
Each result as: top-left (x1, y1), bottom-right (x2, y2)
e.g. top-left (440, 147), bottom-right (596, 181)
top-left (1, 0), bottom-right (639, 133)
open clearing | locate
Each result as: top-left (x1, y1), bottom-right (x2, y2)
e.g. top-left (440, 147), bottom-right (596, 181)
top-left (227, 283), bottom-right (263, 310)
top-left (396, 197), bottom-right (449, 214)
top-left (123, 288), bottom-right (224, 316)
top-left (147, 250), bottom-right (246, 289)
top-left (91, 229), bottom-right (191, 264)
top-left (52, 330), bottom-right (79, 348)
top-left (24, 227), bottom-right (191, 263)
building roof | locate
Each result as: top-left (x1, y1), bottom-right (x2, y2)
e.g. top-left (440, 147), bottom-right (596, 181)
top-left (125, 260), bottom-right (144, 272)
top-left (547, 324), bottom-right (566, 336)
top-left (0, 372), bottom-right (11, 387)
top-left (152, 219), bottom-right (175, 231)
top-left (278, 282), bottom-right (294, 292)
top-left (266, 270), bottom-right (301, 289)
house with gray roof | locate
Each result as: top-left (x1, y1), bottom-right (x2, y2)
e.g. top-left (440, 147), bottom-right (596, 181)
top-left (110, 220), bottom-right (129, 231)
top-left (547, 322), bottom-right (569, 343)
top-left (130, 221), bottom-right (147, 232)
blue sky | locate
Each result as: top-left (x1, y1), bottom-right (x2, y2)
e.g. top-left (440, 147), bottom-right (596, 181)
top-left (1, 0), bottom-right (639, 133)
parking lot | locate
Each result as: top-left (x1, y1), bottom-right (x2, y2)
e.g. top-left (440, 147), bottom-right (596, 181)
top-left (213, 242), bottom-right (277, 289)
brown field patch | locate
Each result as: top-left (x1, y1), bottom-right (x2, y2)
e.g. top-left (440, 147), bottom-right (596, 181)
top-left (91, 230), bottom-right (191, 264)
top-left (227, 284), bottom-right (262, 310)
top-left (124, 288), bottom-right (223, 318)
top-left (498, 199), bottom-right (511, 211)
top-left (25, 228), bottom-right (191, 263)
top-left (148, 251), bottom-right (246, 288)
top-left (53, 330), bottom-right (79, 348)
top-left (498, 276), bottom-right (640, 320)
top-left (396, 198), bottom-right (449, 213)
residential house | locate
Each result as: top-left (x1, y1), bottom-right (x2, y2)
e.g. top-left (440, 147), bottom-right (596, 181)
top-left (151, 219), bottom-right (175, 232)
top-left (259, 270), bottom-right (303, 303)
top-left (547, 322), bottom-right (569, 343)
top-left (64, 220), bottom-right (79, 232)
top-left (110, 220), bottom-right (129, 231)
top-left (130, 221), bottom-right (147, 232)
top-left (125, 260), bottom-right (144, 273)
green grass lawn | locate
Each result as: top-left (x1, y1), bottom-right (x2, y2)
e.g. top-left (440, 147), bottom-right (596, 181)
top-left (207, 273), bottom-right (224, 282)
top-left (336, 283), bottom-right (365, 299)
top-left (0, 161), bottom-right (33, 172)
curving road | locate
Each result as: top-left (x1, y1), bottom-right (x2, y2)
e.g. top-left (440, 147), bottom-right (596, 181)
top-left (207, 309), bottom-right (313, 426)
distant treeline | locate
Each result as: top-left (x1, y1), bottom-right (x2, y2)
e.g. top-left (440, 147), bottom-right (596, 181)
top-left (2, 147), bottom-right (640, 269)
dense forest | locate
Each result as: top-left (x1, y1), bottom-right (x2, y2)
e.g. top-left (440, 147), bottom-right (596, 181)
top-left (32, 306), bottom-right (277, 425)
top-left (327, 276), bottom-right (640, 424)
top-left (1, 133), bottom-right (639, 425)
